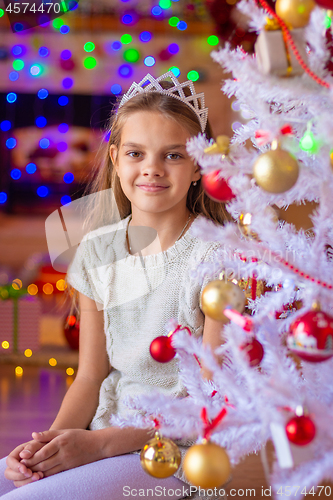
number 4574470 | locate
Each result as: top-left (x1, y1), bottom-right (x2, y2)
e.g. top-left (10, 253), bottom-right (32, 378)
top-left (277, 486), bottom-right (332, 496)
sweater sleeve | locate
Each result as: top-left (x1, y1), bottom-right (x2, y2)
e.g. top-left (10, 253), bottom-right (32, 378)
top-left (66, 231), bottom-right (105, 308)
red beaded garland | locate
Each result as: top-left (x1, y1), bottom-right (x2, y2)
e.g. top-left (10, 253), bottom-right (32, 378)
top-left (285, 415), bottom-right (316, 446)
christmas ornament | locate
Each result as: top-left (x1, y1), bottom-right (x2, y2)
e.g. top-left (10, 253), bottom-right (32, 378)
top-left (183, 440), bottom-right (231, 488)
top-left (204, 135), bottom-right (230, 156)
top-left (255, 26), bottom-right (308, 76)
top-left (240, 337), bottom-right (264, 366)
top-left (201, 171), bottom-right (235, 203)
top-left (183, 407), bottom-right (230, 488)
top-left (253, 141), bottom-right (299, 193)
top-left (150, 335), bottom-right (175, 363)
top-left (149, 325), bottom-right (194, 363)
top-left (201, 281), bottom-right (246, 321)
top-left (64, 314), bottom-right (80, 350)
top-left (287, 308), bottom-right (333, 362)
top-left (275, 0), bottom-right (316, 28)
top-left (238, 207), bottom-right (278, 239)
top-left (238, 212), bottom-right (258, 239)
top-left (285, 415), bottom-right (316, 445)
top-left (140, 431), bottom-right (181, 478)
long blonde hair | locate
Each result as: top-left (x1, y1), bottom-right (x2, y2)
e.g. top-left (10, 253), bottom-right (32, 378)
top-left (64, 82), bottom-right (230, 320)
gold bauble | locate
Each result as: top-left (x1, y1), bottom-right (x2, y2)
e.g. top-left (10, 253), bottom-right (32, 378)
top-left (204, 135), bottom-right (230, 156)
top-left (201, 280), bottom-right (246, 321)
top-left (140, 432), bottom-right (181, 478)
top-left (275, 0), bottom-right (315, 28)
top-left (253, 144), bottom-right (299, 193)
top-left (183, 441), bottom-right (231, 489)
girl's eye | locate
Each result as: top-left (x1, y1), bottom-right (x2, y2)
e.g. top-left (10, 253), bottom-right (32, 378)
top-left (127, 151), bottom-right (141, 158)
top-left (166, 153), bottom-right (182, 160)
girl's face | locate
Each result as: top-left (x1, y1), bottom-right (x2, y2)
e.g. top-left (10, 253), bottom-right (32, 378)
top-left (110, 111), bottom-right (201, 218)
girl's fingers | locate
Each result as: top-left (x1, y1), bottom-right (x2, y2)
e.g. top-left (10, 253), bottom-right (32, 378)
top-left (4, 466), bottom-right (32, 481)
top-left (20, 441), bottom-right (60, 471)
top-left (19, 440), bottom-right (45, 459)
top-left (13, 472), bottom-right (43, 488)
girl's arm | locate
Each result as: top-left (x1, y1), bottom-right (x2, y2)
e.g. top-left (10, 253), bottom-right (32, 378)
top-left (201, 314), bottom-right (226, 380)
top-left (5, 292), bottom-right (151, 486)
top-left (50, 292), bottom-right (110, 430)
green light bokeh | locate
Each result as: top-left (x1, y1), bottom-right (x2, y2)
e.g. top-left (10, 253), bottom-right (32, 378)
top-left (0, 8), bottom-right (4, 18)
top-left (84, 42), bottom-right (95, 53)
top-left (159, 0), bottom-right (172, 9)
top-left (207, 35), bottom-right (219, 46)
top-left (187, 70), bottom-right (199, 82)
top-left (324, 14), bottom-right (332, 30)
top-left (13, 59), bottom-right (24, 71)
top-left (299, 131), bottom-right (319, 154)
top-left (121, 34), bottom-right (132, 45)
top-left (169, 17), bottom-right (179, 27)
top-left (52, 18), bottom-right (64, 29)
top-left (123, 48), bottom-right (140, 63)
top-left (83, 56), bottom-right (97, 69)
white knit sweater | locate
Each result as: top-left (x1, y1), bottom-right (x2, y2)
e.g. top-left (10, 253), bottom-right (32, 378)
top-left (67, 214), bottom-right (223, 486)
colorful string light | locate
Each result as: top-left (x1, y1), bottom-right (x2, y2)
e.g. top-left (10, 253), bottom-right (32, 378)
top-left (26, 163), bottom-right (37, 174)
top-left (207, 35), bottom-right (219, 46)
top-left (139, 31), bottom-right (152, 42)
top-left (144, 56), bottom-right (155, 67)
top-left (6, 93), bottom-right (17, 103)
top-left (38, 88), bottom-right (49, 99)
top-left (0, 120), bottom-right (11, 131)
top-left (58, 96), bottom-right (69, 106)
top-left (61, 195), bottom-right (71, 205)
top-left (35, 116), bottom-right (47, 128)
top-left (10, 169), bottom-right (21, 180)
top-left (111, 83), bottom-right (122, 95)
top-left (37, 186), bottom-right (49, 197)
top-left (58, 123), bottom-right (69, 133)
top-left (6, 138), bottom-right (17, 149)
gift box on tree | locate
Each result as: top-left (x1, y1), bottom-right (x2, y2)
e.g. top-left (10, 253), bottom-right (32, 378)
top-left (255, 23), bottom-right (308, 77)
top-left (0, 285), bottom-right (41, 354)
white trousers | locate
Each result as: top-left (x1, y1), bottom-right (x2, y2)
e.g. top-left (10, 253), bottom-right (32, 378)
top-left (0, 454), bottom-right (191, 500)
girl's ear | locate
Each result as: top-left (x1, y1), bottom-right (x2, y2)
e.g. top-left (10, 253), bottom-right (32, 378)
top-left (109, 145), bottom-right (118, 171)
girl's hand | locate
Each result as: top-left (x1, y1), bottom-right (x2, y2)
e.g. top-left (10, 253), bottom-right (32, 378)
top-left (4, 439), bottom-right (45, 488)
top-left (19, 429), bottom-right (102, 478)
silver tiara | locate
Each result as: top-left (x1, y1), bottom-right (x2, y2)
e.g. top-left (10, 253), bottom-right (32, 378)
top-left (118, 71), bottom-right (209, 133)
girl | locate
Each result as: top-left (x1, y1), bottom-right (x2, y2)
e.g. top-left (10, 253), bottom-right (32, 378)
top-left (1, 72), bottom-right (228, 500)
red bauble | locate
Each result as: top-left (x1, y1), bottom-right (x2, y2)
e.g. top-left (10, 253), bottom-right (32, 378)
top-left (64, 315), bottom-right (80, 350)
top-left (150, 336), bottom-right (176, 363)
top-left (201, 171), bottom-right (235, 203)
top-left (287, 310), bottom-right (333, 363)
top-left (314, 0), bottom-right (333, 8)
top-left (240, 338), bottom-right (264, 367)
top-left (285, 415), bottom-right (316, 446)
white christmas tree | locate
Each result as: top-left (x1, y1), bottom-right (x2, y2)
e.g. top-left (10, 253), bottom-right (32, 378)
top-left (111, 1), bottom-right (333, 497)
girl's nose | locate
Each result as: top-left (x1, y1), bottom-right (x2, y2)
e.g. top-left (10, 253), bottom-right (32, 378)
top-left (141, 155), bottom-right (165, 177)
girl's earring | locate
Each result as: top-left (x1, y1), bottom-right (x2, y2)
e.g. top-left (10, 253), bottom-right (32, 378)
top-left (193, 181), bottom-right (197, 186)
